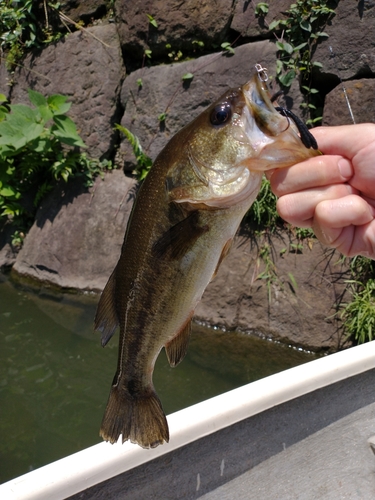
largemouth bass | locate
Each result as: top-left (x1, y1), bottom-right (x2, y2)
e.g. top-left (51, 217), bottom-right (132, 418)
top-left (95, 66), bottom-right (319, 448)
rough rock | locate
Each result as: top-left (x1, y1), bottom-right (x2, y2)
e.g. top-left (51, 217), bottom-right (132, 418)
top-left (1, 0), bottom-right (374, 353)
top-left (0, 221), bottom-right (18, 270)
top-left (12, 182), bottom-right (350, 350)
top-left (115, 0), bottom-right (235, 62)
top-left (33, 0), bottom-right (111, 32)
top-left (57, 0), bottom-right (110, 23)
top-left (313, 1), bottom-right (375, 84)
top-left (119, 40), bottom-right (304, 168)
top-left (12, 170), bottom-right (136, 292)
top-left (231, 0), bottom-right (293, 39)
top-left (196, 234), bottom-right (350, 352)
top-left (0, 59), bottom-right (12, 100)
top-left (8, 23), bottom-right (125, 159)
top-left (323, 78), bottom-right (375, 125)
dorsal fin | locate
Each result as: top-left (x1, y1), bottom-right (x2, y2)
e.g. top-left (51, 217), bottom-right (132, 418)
top-left (94, 269), bottom-right (119, 347)
top-left (165, 319), bottom-right (192, 367)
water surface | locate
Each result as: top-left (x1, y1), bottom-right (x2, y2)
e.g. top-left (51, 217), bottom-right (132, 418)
top-left (0, 274), bottom-right (316, 483)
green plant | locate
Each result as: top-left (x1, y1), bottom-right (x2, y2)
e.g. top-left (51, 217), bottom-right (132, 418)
top-left (182, 72), bottom-right (194, 82)
top-left (221, 42), bottom-right (235, 55)
top-left (349, 255), bottom-right (375, 283)
top-left (137, 13), bottom-right (157, 71)
top-left (289, 242), bottom-right (303, 253)
top-left (166, 44), bottom-right (183, 62)
top-left (0, 94), bottom-right (9, 120)
top-left (288, 271), bottom-right (298, 291)
top-left (289, 226), bottom-right (315, 251)
top-left (247, 178), bottom-right (280, 231)
top-left (332, 256), bottom-right (375, 344)
top-left (269, 0), bottom-right (336, 124)
top-left (0, 1), bottom-right (62, 70)
top-left (116, 125), bottom-right (152, 181)
top-left (254, 241), bottom-right (279, 304)
top-left (293, 226), bottom-right (315, 240)
top-left (255, 3), bottom-right (269, 16)
top-left (158, 112), bottom-right (167, 123)
top-left (341, 279), bottom-right (375, 344)
top-left (0, 89), bottom-right (111, 234)
top-left (146, 14), bottom-right (158, 28)
top-left (192, 40), bottom-right (204, 49)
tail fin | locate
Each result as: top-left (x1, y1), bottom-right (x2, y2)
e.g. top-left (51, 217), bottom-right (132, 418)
top-left (100, 385), bottom-right (169, 449)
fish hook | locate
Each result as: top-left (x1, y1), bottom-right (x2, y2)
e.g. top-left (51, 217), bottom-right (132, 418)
top-left (255, 63), bottom-right (268, 83)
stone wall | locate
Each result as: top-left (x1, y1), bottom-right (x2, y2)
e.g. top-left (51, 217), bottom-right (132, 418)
top-left (1, 0), bottom-right (374, 350)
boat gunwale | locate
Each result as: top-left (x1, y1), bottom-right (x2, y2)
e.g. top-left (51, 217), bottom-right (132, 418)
top-left (2, 341), bottom-right (375, 500)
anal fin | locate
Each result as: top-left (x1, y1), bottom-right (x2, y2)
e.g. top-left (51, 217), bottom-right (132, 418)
top-left (165, 318), bottom-right (192, 367)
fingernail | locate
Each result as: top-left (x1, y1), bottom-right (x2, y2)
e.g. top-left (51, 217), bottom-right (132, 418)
top-left (338, 158), bottom-right (352, 179)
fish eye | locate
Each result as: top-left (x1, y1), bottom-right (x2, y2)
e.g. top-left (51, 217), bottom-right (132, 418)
top-left (210, 102), bottom-right (232, 126)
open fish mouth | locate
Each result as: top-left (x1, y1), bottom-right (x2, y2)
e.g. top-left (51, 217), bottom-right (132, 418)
top-left (240, 65), bottom-right (320, 172)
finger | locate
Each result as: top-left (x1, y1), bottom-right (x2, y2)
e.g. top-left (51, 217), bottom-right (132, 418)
top-left (311, 125), bottom-right (375, 199)
top-left (314, 194), bottom-right (375, 230)
top-left (350, 223), bottom-right (375, 258)
top-left (276, 184), bottom-right (357, 227)
top-left (312, 223), bottom-right (375, 259)
top-left (269, 155), bottom-right (353, 197)
top-left (311, 124), bottom-right (375, 159)
top-left (350, 141), bottom-right (375, 196)
top-left (312, 195), bottom-right (375, 257)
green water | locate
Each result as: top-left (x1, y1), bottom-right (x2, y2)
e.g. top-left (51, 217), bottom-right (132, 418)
top-left (0, 273), bottom-right (316, 484)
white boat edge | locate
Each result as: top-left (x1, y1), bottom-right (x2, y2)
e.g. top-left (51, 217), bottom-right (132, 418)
top-left (2, 340), bottom-right (375, 500)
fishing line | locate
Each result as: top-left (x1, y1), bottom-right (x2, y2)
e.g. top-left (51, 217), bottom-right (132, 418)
top-left (329, 46), bottom-right (356, 124)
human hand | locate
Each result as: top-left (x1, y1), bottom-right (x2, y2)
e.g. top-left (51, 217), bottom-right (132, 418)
top-left (268, 124), bottom-right (375, 258)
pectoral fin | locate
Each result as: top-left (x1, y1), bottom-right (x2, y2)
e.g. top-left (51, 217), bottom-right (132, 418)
top-left (212, 238), bottom-right (233, 279)
top-left (94, 269), bottom-right (119, 347)
top-left (152, 210), bottom-right (209, 260)
top-left (165, 319), bottom-right (192, 367)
